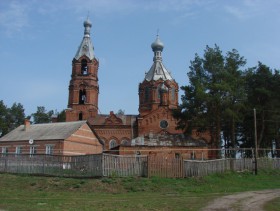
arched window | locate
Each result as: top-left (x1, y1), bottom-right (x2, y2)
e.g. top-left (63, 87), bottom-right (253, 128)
top-left (79, 112), bottom-right (83, 120)
top-left (79, 89), bottom-right (86, 104)
top-left (81, 59), bottom-right (88, 75)
top-left (121, 139), bottom-right (130, 146)
top-left (109, 139), bottom-right (117, 149)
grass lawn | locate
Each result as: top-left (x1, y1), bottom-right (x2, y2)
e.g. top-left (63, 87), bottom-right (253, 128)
top-left (0, 170), bottom-right (279, 211)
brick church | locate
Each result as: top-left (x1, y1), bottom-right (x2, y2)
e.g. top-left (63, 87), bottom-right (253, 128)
top-left (65, 18), bottom-right (210, 158)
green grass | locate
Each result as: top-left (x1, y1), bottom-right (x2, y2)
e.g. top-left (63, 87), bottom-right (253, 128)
top-left (264, 197), bottom-right (280, 211)
top-left (0, 170), bottom-right (279, 211)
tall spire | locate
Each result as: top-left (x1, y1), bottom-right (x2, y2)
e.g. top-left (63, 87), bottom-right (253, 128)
top-left (144, 35), bottom-right (173, 81)
top-left (74, 17), bottom-right (95, 60)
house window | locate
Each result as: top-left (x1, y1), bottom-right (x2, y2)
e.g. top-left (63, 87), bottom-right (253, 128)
top-left (109, 139), bottom-right (117, 149)
top-left (79, 89), bottom-right (86, 104)
top-left (1, 147), bottom-right (8, 157)
top-left (15, 146), bottom-right (22, 156)
top-left (81, 59), bottom-right (88, 75)
top-left (175, 153), bottom-right (180, 159)
top-left (191, 151), bottom-right (196, 160)
top-left (30, 146), bottom-right (37, 157)
top-left (46, 145), bottom-right (54, 155)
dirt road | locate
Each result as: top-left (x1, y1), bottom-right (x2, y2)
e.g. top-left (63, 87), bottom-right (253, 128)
top-left (202, 189), bottom-right (280, 211)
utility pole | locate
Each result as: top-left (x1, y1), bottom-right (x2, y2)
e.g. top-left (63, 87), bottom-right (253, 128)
top-left (254, 108), bottom-right (258, 175)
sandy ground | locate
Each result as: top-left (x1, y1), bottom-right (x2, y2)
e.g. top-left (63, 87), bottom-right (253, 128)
top-left (202, 189), bottom-right (280, 211)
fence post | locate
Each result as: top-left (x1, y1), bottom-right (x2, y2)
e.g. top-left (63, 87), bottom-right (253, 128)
top-left (4, 156), bottom-right (7, 172)
top-left (42, 156), bottom-right (45, 175)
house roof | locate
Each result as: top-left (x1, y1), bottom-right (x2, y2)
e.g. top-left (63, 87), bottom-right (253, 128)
top-left (0, 121), bottom-right (88, 142)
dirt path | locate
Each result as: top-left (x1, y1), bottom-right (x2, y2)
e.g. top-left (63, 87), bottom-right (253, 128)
top-left (202, 189), bottom-right (280, 211)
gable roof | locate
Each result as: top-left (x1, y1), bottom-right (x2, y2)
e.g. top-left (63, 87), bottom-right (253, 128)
top-left (88, 113), bottom-right (138, 126)
top-left (0, 121), bottom-right (88, 142)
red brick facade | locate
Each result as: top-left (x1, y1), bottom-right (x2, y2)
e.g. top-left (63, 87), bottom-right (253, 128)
top-left (66, 55), bottom-right (99, 122)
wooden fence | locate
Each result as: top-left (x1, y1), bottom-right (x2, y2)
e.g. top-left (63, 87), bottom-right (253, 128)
top-left (184, 158), bottom-right (280, 177)
top-left (102, 154), bottom-right (147, 177)
top-left (0, 153), bottom-right (279, 178)
top-left (148, 156), bottom-right (184, 178)
top-left (0, 154), bottom-right (103, 177)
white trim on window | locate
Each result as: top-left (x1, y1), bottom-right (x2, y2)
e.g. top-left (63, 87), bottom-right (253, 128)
top-left (45, 145), bottom-right (54, 155)
top-left (15, 146), bottom-right (22, 156)
top-left (30, 146), bottom-right (37, 157)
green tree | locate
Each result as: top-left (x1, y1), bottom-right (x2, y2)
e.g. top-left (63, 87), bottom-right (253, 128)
top-left (32, 106), bottom-right (54, 124)
top-left (222, 49), bottom-right (246, 156)
top-left (242, 63), bottom-right (280, 156)
top-left (174, 45), bottom-right (246, 157)
top-left (116, 109), bottom-right (125, 115)
top-left (0, 100), bottom-right (9, 136)
top-left (56, 109), bottom-right (66, 122)
top-left (0, 101), bottom-right (25, 136)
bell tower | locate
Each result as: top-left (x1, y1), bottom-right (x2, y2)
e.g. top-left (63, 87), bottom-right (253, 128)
top-left (138, 35), bottom-right (179, 136)
top-left (66, 18), bottom-right (99, 121)
top-left (138, 35), bottom-right (179, 116)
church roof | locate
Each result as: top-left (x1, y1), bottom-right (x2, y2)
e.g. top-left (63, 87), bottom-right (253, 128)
top-left (74, 18), bottom-right (95, 60)
top-left (131, 133), bottom-right (207, 147)
top-left (0, 121), bottom-right (88, 142)
top-left (145, 61), bottom-right (173, 81)
top-left (88, 112), bottom-right (137, 126)
top-left (144, 35), bottom-right (173, 81)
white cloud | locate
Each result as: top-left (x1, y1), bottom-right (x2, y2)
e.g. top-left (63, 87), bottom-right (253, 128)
top-left (224, 0), bottom-right (280, 20)
top-left (0, 1), bottom-right (30, 35)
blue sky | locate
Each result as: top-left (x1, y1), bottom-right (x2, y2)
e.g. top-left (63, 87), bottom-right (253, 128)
top-left (0, 0), bottom-right (280, 117)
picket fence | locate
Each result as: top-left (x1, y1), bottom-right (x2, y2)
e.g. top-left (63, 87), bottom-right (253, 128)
top-left (0, 153), bottom-right (279, 178)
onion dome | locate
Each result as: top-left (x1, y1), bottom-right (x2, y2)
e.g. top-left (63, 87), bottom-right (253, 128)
top-left (84, 18), bottom-right (92, 27)
top-left (151, 35), bottom-right (164, 52)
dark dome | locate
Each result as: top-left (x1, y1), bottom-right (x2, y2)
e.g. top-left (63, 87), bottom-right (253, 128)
top-left (84, 18), bottom-right (92, 27)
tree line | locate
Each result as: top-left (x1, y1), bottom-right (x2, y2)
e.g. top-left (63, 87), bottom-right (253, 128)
top-left (0, 101), bottom-right (65, 136)
top-left (173, 45), bottom-right (280, 157)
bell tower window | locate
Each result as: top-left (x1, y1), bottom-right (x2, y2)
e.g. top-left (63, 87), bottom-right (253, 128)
top-left (79, 89), bottom-right (86, 104)
top-left (171, 87), bottom-right (175, 101)
top-left (81, 59), bottom-right (88, 75)
top-left (144, 87), bottom-right (149, 102)
top-left (157, 85), bottom-right (161, 99)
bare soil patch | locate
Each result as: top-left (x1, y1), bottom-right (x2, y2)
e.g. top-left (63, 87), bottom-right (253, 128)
top-left (202, 189), bottom-right (280, 211)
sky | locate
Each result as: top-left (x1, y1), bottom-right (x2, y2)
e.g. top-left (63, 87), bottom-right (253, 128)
top-left (0, 0), bottom-right (280, 117)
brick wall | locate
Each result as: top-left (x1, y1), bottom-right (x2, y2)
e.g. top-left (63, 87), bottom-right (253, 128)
top-left (118, 146), bottom-right (209, 160)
